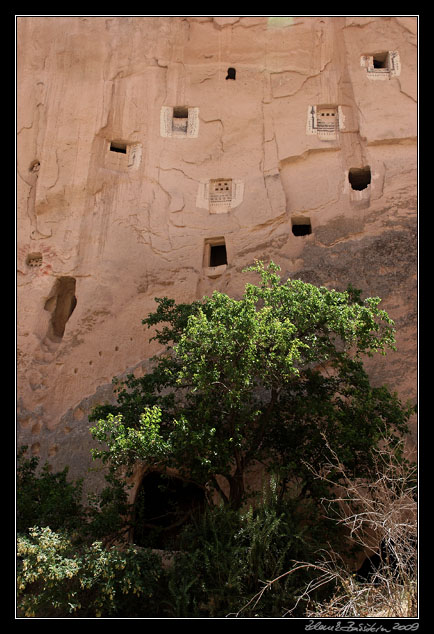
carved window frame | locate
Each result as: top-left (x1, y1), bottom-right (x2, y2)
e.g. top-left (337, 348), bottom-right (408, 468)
top-left (360, 51), bottom-right (401, 79)
top-left (160, 106), bottom-right (200, 138)
top-left (306, 105), bottom-right (344, 140)
top-left (105, 139), bottom-right (142, 171)
top-left (203, 237), bottom-right (228, 277)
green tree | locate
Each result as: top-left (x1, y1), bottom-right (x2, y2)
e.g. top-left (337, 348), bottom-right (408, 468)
top-left (17, 446), bottom-right (132, 544)
top-left (17, 447), bottom-right (85, 534)
top-left (90, 262), bottom-right (412, 510)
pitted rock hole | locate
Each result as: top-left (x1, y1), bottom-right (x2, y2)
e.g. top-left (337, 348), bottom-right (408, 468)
top-left (44, 277), bottom-right (77, 341)
top-left (29, 160), bottom-right (40, 173)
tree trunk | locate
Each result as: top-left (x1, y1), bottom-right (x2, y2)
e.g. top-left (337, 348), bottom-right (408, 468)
top-left (228, 469), bottom-right (245, 510)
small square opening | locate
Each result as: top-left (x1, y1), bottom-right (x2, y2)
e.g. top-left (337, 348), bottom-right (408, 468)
top-left (291, 218), bottom-right (312, 237)
top-left (110, 141), bottom-right (127, 154)
top-left (373, 52), bottom-right (389, 69)
top-left (172, 106), bottom-right (189, 134)
top-left (209, 243), bottom-right (227, 267)
top-left (173, 106), bottom-right (189, 119)
top-left (349, 166), bottom-right (371, 191)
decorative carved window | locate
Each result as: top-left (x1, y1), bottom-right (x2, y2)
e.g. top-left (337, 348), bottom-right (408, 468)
top-left (196, 179), bottom-right (244, 213)
top-left (316, 107), bottom-right (338, 139)
top-left (26, 253), bottom-right (43, 268)
top-left (209, 179), bottom-right (233, 212)
top-left (360, 51), bottom-right (401, 79)
top-left (160, 106), bottom-right (200, 138)
top-left (211, 179), bottom-right (232, 194)
top-left (306, 105), bottom-right (343, 140)
top-left (373, 52), bottom-right (389, 69)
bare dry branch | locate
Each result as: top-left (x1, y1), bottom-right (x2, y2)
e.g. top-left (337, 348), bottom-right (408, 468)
top-left (233, 431), bottom-right (417, 618)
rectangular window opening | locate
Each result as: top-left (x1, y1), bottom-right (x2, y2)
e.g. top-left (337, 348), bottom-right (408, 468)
top-left (172, 106), bottom-right (189, 134)
top-left (292, 218), bottom-right (312, 237)
top-left (209, 243), bottom-right (227, 267)
top-left (373, 52), bottom-right (389, 69)
top-left (110, 141), bottom-right (127, 154)
top-left (173, 106), bottom-right (189, 119)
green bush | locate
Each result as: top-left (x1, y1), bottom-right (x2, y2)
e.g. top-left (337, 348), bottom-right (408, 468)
top-left (17, 527), bottom-right (165, 618)
top-left (17, 447), bottom-right (85, 535)
top-left (163, 487), bottom-right (344, 618)
top-left (17, 446), bottom-right (132, 545)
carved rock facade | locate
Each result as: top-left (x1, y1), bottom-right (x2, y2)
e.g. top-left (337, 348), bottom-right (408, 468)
top-left (17, 16), bottom-right (417, 493)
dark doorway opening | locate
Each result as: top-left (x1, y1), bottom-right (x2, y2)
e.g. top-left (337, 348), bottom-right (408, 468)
top-left (349, 166), bottom-right (371, 191)
top-left (226, 67), bottom-right (236, 80)
top-left (292, 219), bottom-right (312, 237)
top-left (209, 243), bottom-right (228, 267)
top-left (133, 472), bottom-right (206, 549)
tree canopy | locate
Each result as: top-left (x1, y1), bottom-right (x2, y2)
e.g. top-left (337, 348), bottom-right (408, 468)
top-left (90, 262), bottom-right (412, 509)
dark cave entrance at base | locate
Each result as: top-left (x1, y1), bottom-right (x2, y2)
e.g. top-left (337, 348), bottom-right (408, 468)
top-left (132, 472), bottom-right (206, 549)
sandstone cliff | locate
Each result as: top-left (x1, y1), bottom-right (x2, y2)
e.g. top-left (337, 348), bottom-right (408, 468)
top-left (17, 16), bottom-right (417, 490)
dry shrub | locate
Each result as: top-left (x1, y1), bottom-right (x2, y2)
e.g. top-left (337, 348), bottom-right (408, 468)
top-left (235, 432), bottom-right (417, 618)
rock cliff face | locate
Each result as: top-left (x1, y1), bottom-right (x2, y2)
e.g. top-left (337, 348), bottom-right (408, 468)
top-left (17, 16), bottom-right (417, 491)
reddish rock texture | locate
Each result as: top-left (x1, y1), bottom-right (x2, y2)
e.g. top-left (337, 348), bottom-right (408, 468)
top-left (17, 16), bottom-right (417, 490)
